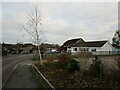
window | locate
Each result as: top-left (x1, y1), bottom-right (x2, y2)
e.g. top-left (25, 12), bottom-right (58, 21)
top-left (74, 48), bottom-right (77, 51)
top-left (79, 48), bottom-right (84, 52)
top-left (68, 50), bottom-right (71, 55)
top-left (80, 48), bottom-right (89, 52)
top-left (85, 48), bottom-right (89, 52)
top-left (91, 49), bottom-right (96, 52)
top-left (86, 48), bottom-right (89, 51)
top-left (68, 50), bottom-right (71, 52)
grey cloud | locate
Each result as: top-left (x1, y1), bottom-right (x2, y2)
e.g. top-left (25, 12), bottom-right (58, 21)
top-left (2, 2), bottom-right (118, 45)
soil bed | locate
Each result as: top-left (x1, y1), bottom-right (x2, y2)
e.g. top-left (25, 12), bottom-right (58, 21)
top-left (35, 62), bottom-right (119, 89)
top-left (34, 53), bottom-right (120, 89)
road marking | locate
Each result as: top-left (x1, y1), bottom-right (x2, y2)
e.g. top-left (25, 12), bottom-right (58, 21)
top-left (2, 63), bottom-right (20, 88)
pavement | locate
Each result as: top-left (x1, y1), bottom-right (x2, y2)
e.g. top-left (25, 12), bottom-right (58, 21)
top-left (2, 54), bottom-right (39, 88)
top-left (4, 64), bottom-right (39, 88)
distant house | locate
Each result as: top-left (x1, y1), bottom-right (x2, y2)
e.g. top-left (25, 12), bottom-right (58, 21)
top-left (61, 38), bottom-right (113, 55)
top-left (2, 42), bottom-right (36, 54)
top-left (2, 43), bottom-right (15, 53)
top-left (22, 45), bottom-right (35, 53)
top-left (13, 43), bottom-right (35, 54)
top-left (40, 43), bottom-right (60, 53)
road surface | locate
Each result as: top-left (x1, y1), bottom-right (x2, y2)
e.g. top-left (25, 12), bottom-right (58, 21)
top-left (2, 54), bottom-right (39, 88)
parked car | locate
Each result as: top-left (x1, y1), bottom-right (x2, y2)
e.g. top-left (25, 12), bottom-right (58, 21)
top-left (21, 51), bottom-right (29, 54)
top-left (11, 51), bottom-right (16, 54)
top-left (46, 50), bottom-right (59, 54)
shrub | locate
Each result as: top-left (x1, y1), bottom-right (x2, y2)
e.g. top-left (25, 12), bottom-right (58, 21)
top-left (89, 56), bottom-right (104, 78)
top-left (59, 53), bottom-right (69, 62)
top-left (2, 50), bottom-right (7, 56)
top-left (58, 53), bottom-right (69, 68)
top-left (46, 54), bottom-right (59, 62)
top-left (63, 58), bottom-right (79, 72)
top-left (32, 54), bottom-right (40, 60)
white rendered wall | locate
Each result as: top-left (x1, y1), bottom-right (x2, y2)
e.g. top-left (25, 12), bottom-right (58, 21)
top-left (100, 42), bottom-right (113, 51)
top-left (67, 42), bottom-right (113, 55)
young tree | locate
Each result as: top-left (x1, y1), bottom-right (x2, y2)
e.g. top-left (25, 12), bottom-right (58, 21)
top-left (112, 30), bottom-right (120, 49)
top-left (22, 5), bottom-right (44, 65)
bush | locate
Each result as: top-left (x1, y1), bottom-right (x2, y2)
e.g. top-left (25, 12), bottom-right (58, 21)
top-left (2, 50), bottom-right (7, 56)
top-left (89, 56), bottom-right (104, 78)
top-left (58, 53), bottom-right (70, 68)
top-left (63, 58), bottom-right (79, 72)
top-left (46, 54), bottom-right (59, 62)
top-left (32, 54), bottom-right (40, 60)
top-left (58, 53), bottom-right (69, 62)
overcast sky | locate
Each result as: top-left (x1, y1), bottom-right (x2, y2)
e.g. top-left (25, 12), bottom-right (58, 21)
top-left (2, 2), bottom-right (118, 45)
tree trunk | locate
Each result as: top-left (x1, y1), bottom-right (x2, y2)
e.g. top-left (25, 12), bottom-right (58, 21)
top-left (38, 45), bottom-right (43, 65)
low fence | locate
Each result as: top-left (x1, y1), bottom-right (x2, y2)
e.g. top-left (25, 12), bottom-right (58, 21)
top-left (92, 51), bottom-right (120, 55)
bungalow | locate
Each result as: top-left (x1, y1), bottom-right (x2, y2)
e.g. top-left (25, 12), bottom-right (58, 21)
top-left (61, 38), bottom-right (113, 55)
top-left (61, 38), bottom-right (85, 53)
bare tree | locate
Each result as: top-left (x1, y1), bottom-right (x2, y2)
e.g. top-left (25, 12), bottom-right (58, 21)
top-left (22, 5), bottom-right (44, 65)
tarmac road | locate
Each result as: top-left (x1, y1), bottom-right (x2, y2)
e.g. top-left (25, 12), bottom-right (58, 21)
top-left (2, 54), bottom-right (39, 88)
